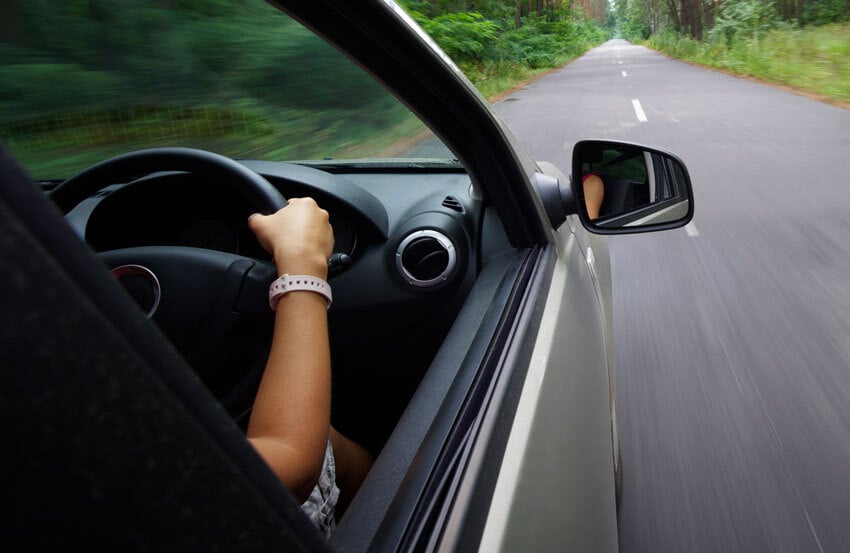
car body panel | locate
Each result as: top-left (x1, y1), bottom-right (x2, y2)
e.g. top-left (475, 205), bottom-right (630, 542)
top-left (480, 226), bottom-right (618, 553)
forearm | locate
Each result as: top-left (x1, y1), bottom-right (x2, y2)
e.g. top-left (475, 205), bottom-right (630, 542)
top-left (247, 289), bottom-right (331, 500)
top-left (244, 199), bottom-right (335, 501)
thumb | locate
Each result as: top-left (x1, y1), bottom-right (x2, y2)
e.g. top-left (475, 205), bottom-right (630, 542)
top-left (247, 212), bottom-right (263, 229)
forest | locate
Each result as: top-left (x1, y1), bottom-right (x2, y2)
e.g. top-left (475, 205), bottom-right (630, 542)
top-left (399, 1), bottom-right (611, 96)
top-left (615, 0), bottom-right (848, 39)
top-left (614, 0), bottom-right (850, 103)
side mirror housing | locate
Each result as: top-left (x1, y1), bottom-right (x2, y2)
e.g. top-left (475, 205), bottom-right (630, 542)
top-left (533, 165), bottom-right (576, 230)
top-left (571, 140), bottom-right (694, 235)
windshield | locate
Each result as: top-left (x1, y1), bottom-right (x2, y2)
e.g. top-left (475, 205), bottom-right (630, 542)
top-left (0, 1), bottom-right (455, 181)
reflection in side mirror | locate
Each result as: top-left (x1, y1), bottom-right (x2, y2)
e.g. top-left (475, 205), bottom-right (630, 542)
top-left (572, 140), bottom-right (694, 234)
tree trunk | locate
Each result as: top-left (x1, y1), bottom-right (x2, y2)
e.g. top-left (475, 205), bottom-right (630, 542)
top-left (703, 0), bottom-right (715, 31)
top-left (667, 0), bottom-right (682, 31)
top-left (515, 0), bottom-right (522, 28)
top-left (777, 0), bottom-right (789, 19)
top-left (680, 0), bottom-right (703, 39)
top-left (679, 0), bottom-right (690, 34)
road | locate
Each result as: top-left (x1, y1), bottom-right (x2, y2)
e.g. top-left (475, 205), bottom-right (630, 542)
top-left (494, 40), bottom-right (850, 552)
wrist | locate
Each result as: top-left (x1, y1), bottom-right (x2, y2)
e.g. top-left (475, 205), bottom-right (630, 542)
top-left (273, 252), bottom-right (329, 280)
top-left (269, 274), bottom-right (332, 310)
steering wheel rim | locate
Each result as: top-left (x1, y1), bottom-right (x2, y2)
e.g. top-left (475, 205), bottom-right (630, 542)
top-left (50, 147), bottom-right (287, 214)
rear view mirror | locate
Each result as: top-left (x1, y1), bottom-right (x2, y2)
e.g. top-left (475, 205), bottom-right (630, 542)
top-left (572, 140), bottom-right (693, 234)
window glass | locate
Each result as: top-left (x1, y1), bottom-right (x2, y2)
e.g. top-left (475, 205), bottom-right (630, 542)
top-left (0, 0), bottom-right (454, 180)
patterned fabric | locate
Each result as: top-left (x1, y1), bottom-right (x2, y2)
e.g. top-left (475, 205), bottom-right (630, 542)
top-left (300, 439), bottom-right (339, 539)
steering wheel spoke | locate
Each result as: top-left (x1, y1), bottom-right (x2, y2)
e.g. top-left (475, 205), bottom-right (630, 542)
top-left (101, 247), bottom-right (272, 363)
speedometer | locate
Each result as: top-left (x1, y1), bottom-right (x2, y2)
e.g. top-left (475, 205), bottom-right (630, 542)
top-left (176, 219), bottom-right (239, 253)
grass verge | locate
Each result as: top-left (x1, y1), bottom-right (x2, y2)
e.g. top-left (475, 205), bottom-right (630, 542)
top-left (647, 23), bottom-right (850, 108)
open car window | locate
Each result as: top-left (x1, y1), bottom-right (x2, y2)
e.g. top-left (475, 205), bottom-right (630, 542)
top-left (0, 0), bottom-right (456, 182)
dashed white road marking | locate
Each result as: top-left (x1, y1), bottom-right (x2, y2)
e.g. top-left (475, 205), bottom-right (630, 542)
top-left (631, 99), bottom-right (648, 122)
top-left (622, 71), bottom-right (628, 77)
top-left (685, 223), bottom-right (700, 237)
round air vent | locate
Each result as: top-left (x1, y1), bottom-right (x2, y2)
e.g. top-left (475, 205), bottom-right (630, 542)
top-left (396, 230), bottom-right (457, 288)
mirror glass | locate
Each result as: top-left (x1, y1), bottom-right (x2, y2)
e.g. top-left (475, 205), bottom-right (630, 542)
top-left (573, 140), bottom-right (693, 232)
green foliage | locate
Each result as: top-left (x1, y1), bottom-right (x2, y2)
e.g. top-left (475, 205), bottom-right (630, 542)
top-left (708, 0), bottom-right (781, 43)
top-left (615, 0), bottom-right (849, 105)
top-left (418, 12), bottom-right (499, 60)
top-left (614, 0), bottom-right (653, 41)
top-left (404, 4), bottom-right (605, 67)
top-left (399, 1), bottom-right (611, 95)
top-left (803, 0), bottom-right (850, 25)
top-left (0, 63), bottom-right (125, 120)
top-left (0, 0), bottom-right (428, 179)
top-left (403, 1), bottom-right (516, 21)
top-left (648, 23), bottom-right (850, 104)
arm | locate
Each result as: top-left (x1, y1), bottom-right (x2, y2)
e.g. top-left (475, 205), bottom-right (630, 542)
top-left (583, 173), bottom-right (605, 220)
top-left (246, 198), bottom-right (334, 503)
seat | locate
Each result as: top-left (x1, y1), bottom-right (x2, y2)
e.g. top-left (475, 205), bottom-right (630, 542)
top-left (0, 143), bottom-right (330, 552)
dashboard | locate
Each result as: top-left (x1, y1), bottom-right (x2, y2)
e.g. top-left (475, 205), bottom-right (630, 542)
top-left (84, 172), bottom-right (359, 260)
top-left (66, 159), bottom-right (495, 453)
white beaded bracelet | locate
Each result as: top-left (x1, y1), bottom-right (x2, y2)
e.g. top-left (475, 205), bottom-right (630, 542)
top-left (269, 274), bottom-right (332, 310)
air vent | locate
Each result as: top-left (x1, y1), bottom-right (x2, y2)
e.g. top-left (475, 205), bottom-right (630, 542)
top-left (442, 195), bottom-right (464, 213)
top-left (396, 230), bottom-right (457, 288)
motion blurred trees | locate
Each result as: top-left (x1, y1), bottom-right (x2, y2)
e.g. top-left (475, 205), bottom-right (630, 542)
top-left (0, 0), bottom-right (408, 175)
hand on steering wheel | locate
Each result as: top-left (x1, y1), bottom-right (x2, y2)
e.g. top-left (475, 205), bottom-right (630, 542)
top-left (50, 147), bottom-right (294, 406)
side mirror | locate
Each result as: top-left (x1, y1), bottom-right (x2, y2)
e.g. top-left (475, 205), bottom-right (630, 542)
top-left (572, 140), bottom-right (694, 234)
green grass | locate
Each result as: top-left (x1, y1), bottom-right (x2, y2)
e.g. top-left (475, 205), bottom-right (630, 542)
top-left (648, 23), bottom-right (850, 105)
top-left (462, 49), bottom-right (599, 99)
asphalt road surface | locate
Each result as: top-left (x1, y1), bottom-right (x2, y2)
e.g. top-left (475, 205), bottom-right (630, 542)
top-left (494, 40), bottom-right (850, 552)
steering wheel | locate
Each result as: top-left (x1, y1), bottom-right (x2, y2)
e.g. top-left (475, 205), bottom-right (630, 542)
top-left (50, 147), bottom-right (287, 402)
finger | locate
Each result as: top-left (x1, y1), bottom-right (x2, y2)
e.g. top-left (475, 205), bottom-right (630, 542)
top-left (247, 213), bottom-right (265, 231)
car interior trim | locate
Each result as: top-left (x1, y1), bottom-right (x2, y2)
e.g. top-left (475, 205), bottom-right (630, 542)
top-left (380, 246), bottom-right (544, 552)
top-left (440, 245), bottom-right (557, 553)
top-left (331, 248), bottom-right (531, 552)
top-left (395, 229), bottom-right (457, 288)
